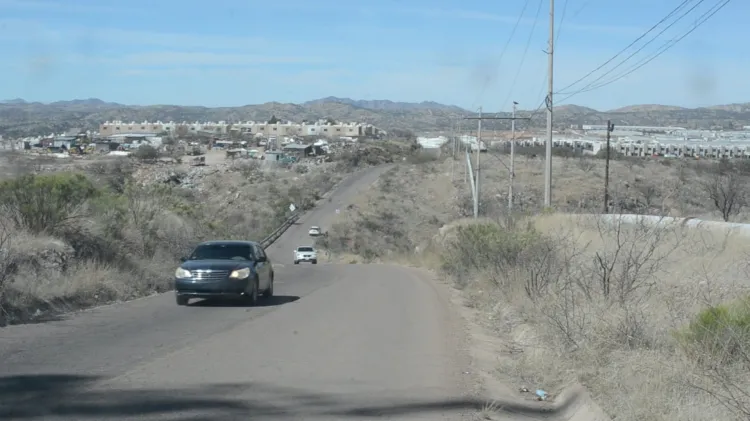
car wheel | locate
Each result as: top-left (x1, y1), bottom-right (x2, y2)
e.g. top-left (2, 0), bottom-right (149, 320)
top-left (244, 277), bottom-right (259, 306)
top-left (176, 295), bottom-right (189, 306)
top-left (294, 260), bottom-right (299, 264)
top-left (263, 273), bottom-right (274, 298)
top-left (312, 260), bottom-right (317, 264)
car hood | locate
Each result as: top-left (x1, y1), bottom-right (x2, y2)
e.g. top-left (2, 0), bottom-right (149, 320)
top-left (180, 260), bottom-right (252, 271)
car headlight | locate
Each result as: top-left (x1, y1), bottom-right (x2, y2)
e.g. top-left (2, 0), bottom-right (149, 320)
top-left (229, 267), bottom-right (251, 279)
top-left (175, 268), bottom-right (192, 278)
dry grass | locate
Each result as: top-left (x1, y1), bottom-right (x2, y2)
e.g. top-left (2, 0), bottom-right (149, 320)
top-left (480, 148), bottom-right (750, 221)
top-left (440, 215), bottom-right (750, 421)
top-left (316, 154), bottom-right (456, 262)
top-left (0, 150), bottom-right (375, 325)
top-left (322, 154), bottom-right (750, 421)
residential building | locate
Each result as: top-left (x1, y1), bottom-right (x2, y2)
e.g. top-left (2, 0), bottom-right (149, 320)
top-left (99, 119), bottom-right (382, 138)
top-left (99, 121), bottom-right (165, 136)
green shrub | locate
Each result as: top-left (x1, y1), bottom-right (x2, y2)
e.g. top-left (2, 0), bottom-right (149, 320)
top-left (0, 172), bottom-right (99, 234)
top-left (440, 222), bottom-right (547, 288)
top-left (133, 144), bottom-right (158, 160)
top-left (676, 296), bottom-right (750, 364)
top-left (442, 222), bottom-right (542, 272)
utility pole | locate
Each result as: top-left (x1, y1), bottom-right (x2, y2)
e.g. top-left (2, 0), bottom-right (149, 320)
top-left (475, 107), bottom-right (482, 219)
top-left (452, 121), bottom-right (457, 160)
top-left (463, 111), bottom-right (531, 218)
top-left (544, 0), bottom-right (555, 208)
top-left (509, 101), bottom-right (518, 212)
top-left (461, 120), bottom-right (467, 186)
top-left (451, 120), bottom-right (457, 182)
top-left (603, 120), bottom-right (615, 213)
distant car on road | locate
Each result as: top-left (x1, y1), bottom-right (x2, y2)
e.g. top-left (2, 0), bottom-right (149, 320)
top-left (294, 246), bottom-right (318, 265)
top-left (174, 240), bottom-right (274, 306)
top-left (308, 226), bottom-right (322, 236)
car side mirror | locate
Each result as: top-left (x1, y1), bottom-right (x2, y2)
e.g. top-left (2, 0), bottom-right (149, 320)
top-left (179, 256), bottom-right (187, 262)
top-left (256, 256), bottom-right (267, 262)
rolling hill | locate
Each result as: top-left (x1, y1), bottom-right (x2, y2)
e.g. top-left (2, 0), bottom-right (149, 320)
top-left (1, 97), bottom-right (748, 137)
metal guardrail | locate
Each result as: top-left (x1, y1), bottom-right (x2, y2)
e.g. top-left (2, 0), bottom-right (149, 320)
top-left (256, 165), bottom-right (379, 249)
top-left (259, 212), bottom-right (301, 249)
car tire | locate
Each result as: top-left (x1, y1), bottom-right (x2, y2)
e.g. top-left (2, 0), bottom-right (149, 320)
top-left (244, 278), bottom-right (259, 306)
top-left (294, 260), bottom-right (299, 264)
top-left (176, 295), bottom-right (189, 306)
top-left (312, 260), bottom-right (317, 264)
top-left (263, 273), bottom-right (274, 298)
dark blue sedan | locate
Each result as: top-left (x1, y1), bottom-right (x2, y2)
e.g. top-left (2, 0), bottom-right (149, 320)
top-left (174, 240), bottom-right (274, 306)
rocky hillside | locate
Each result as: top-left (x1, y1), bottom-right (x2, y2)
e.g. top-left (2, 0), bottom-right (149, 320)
top-left (1, 97), bottom-right (749, 137)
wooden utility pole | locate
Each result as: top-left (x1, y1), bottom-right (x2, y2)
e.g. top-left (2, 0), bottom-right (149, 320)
top-left (544, 0), bottom-right (555, 208)
top-left (603, 120), bottom-right (615, 213)
top-left (476, 107), bottom-right (482, 218)
top-left (463, 111), bottom-right (530, 218)
top-left (509, 101), bottom-right (518, 212)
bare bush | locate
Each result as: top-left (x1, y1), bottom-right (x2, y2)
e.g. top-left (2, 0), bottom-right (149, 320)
top-left (586, 217), bottom-right (679, 303)
top-left (701, 170), bottom-right (747, 221)
top-left (577, 157), bottom-right (597, 173)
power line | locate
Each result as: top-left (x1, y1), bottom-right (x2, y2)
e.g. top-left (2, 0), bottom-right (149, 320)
top-left (554, 0), bottom-right (570, 44)
top-left (470, 0), bottom-right (532, 109)
top-left (558, 0), bottom-right (731, 102)
top-left (555, 0), bottom-right (699, 95)
top-left (500, 0), bottom-right (545, 112)
top-left (558, 0), bottom-right (713, 97)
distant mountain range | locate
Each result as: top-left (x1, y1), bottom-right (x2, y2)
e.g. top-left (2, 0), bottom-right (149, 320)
top-left (1, 97), bottom-right (749, 137)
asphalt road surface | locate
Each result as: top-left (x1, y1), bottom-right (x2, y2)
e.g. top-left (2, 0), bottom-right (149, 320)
top-left (0, 165), bottom-right (483, 420)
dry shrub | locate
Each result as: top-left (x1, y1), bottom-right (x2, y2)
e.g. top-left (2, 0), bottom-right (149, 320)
top-left (434, 214), bottom-right (750, 421)
top-left (0, 158), bottom-right (349, 325)
top-left (316, 162), bottom-right (452, 262)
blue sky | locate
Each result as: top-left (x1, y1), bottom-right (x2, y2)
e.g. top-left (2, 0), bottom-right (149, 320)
top-left (0, 0), bottom-right (746, 111)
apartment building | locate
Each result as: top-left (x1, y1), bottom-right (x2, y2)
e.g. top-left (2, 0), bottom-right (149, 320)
top-left (99, 119), bottom-right (381, 138)
top-left (99, 121), bottom-right (166, 137)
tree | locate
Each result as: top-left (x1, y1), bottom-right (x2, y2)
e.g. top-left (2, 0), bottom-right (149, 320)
top-left (389, 128), bottom-right (415, 141)
top-left (268, 115), bottom-right (280, 124)
top-left (133, 144), bottom-right (158, 161)
top-left (702, 170), bottom-right (746, 222)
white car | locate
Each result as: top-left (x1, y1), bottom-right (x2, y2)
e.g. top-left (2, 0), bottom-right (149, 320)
top-left (294, 246), bottom-right (318, 264)
top-left (308, 226), bottom-right (321, 236)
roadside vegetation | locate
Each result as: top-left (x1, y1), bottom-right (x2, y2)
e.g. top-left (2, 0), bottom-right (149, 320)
top-left (318, 149), bottom-right (750, 421)
top-left (0, 140), bottom-right (414, 326)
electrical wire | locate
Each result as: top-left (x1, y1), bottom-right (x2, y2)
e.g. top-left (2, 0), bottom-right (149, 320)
top-left (555, 0), bottom-right (699, 95)
top-left (554, 0), bottom-right (570, 45)
top-left (558, 0), bottom-right (712, 96)
top-left (503, 0), bottom-right (568, 117)
top-left (499, 0), bottom-right (545, 112)
top-left (557, 0), bottom-right (731, 102)
top-left (470, 0), bottom-right (532, 109)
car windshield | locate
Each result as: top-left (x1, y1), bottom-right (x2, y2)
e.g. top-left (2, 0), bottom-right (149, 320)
top-left (310, 227), bottom-right (320, 230)
top-left (189, 244), bottom-right (253, 261)
top-left (297, 247), bottom-right (314, 252)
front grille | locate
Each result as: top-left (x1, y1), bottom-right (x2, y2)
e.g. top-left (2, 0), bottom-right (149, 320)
top-left (191, 270), bottom-right (229, 281)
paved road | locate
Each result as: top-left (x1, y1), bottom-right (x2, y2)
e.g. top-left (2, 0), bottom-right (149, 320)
top-left (0, 165), bottom-right (481, 420)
